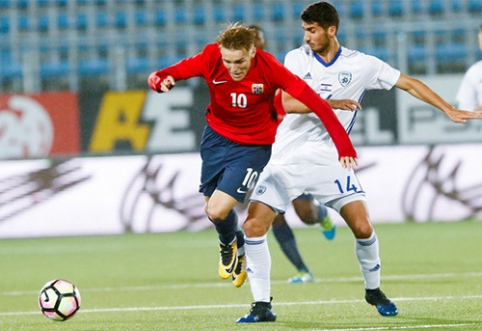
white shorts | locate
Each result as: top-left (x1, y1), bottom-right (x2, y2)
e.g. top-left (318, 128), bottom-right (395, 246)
top-left (250, 162), bottom-right (366, 214)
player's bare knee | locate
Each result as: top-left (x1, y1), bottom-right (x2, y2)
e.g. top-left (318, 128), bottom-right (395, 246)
top-left (243, 218), bottom-right (269, 237)
top-left (352, 221), bottom-right (373, 239)
top-left (205, 206), bottom-right (228, 222)
top-left (299, 213), bottom-right (317, 224)
top-left (294, 200), bottom-right (317, 223)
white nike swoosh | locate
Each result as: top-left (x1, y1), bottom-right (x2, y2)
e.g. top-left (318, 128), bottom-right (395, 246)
top-left (236, 188), bottom-right (247, 194)
top-left (213, 79), bottom-right (228, 85)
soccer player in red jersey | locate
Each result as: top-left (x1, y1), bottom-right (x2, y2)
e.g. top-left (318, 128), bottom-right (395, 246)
top-left (148, 23), bottom-right (357, 290)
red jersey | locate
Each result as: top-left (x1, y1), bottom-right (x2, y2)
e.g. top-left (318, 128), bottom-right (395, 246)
top-left (149, 43), bottom-right (356, 158)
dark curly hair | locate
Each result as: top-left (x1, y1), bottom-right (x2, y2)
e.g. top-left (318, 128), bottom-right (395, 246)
top-left (301, 2), bottom-right (339, 31)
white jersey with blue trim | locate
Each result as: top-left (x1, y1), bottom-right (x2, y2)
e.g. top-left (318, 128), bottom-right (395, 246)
top-left (271, 45), bottom-right (401, 166)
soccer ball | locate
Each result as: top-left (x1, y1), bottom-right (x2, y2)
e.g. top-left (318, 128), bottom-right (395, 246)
top-left (38, 279), bottom-right (81, 321)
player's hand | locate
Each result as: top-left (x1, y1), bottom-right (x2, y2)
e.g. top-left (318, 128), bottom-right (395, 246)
top-left (446, 108), bottom-right (482, 123)
top-left (339, 156), bottom-right (358, 170)
top-left (148, 73), bottom-right (176, 93)
top-left (327, 99), bottom-right (361, 111)
top-left (159, 76), bottom-right (176, 92)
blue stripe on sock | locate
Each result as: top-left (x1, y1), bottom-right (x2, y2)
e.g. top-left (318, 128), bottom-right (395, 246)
top-left (356, 236), bottom-right (377, 246)
top-left (245, 239), bottom-right (265, 245)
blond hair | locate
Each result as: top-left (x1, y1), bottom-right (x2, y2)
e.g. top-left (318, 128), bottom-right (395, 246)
top-left (216, 22), bottom-right (256, 51)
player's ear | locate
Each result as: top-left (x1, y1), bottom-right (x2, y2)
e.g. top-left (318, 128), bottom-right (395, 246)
top-left (250, 45), bottom-right (256, 58)
top-left (328, 25), bottom-right (337, 37)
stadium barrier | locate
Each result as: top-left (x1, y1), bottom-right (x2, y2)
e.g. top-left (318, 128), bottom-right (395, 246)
top-left (0, 143), bottom-right (480, 239)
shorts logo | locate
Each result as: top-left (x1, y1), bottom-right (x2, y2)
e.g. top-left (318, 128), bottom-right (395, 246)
top-left (338, 71), bottom-right (352, 87)
top-left (236, 187), bottom-right (248, 194)
top-left (255, 186), bottom-right (267, 195)
top-left (251, 84), bottom-right (264, 94)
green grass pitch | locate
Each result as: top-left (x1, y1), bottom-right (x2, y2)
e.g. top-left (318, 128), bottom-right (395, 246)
top-left (0, 221), bottom-right (481, 330)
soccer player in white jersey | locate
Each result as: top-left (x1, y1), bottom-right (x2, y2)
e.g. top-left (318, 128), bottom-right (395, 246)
top-left (249, 24), bottom-right (345, 285)
top-left (456, 24), bottom-right (482, 113)
top-left (236, 1), bottom-right (482, 323)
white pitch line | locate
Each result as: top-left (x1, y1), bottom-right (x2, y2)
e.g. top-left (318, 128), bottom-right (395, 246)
top-left (311, 323), bottom-right (478, 331)
top-left (2, 271), bottom-right (482, 297)
top-left (1, 294), bottom-right (482, 316)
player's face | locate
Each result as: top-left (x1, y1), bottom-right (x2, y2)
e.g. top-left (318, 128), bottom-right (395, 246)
top-left (302, 22), bottom-right (333, 55)
top-left (220, 46), bottom-right (255, 81)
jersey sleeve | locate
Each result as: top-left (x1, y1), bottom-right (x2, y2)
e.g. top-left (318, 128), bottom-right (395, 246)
top-left (149, 44), bottom-right (215, 82)
top-left (364, 54), bottom-right (401, 90)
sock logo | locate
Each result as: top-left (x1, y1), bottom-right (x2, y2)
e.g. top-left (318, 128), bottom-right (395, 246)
top-left (369, 264), bottom-right (380, 272)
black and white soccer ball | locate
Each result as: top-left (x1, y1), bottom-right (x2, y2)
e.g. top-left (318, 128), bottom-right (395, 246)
top-left (38, 279), bottom-right (81, 321)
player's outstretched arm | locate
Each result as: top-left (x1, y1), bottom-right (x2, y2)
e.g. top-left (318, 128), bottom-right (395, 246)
top-left (395, 73), bottom-right (482, 124)
top-left (281, 91), bottom-right (310, 113)
top-left (282, 91), bottom-right (360, 113)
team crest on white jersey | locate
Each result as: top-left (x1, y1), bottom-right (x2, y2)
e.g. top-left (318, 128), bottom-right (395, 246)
top-left (338, 71), bottom-right (352, 87)
top-left (252, 84), bottom-right (264, 94)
